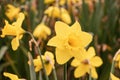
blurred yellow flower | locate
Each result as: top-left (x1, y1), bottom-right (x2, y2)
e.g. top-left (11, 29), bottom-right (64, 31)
top-left (60, 8), bottom-right (71, 24)
top-left (32, 51), bottom-right (54, 75)
top-left (3, 72), bottom-right (25, 80)
top-left (5, 4), bottom-right (20, 21)
top-left (111, 73), bottom-right (120, 80)
top-left (44, 6), bottom-right (71, 24)
top-left (71, 47), bottom-right (103, 79)
top-left (1, 13), bottom-right (25, 50)
top-left (114, 52), bottom-right (120, 69)
top-left (44, 6), bottom-right (60, 18)
top-left (44, 0), bottom-right (55, 4)
top-left (33, 23), bottom-right (51, 39)
top-left (47, 21), bottom-right (92, 64)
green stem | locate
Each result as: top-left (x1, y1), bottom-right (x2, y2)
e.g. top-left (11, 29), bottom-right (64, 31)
top-left (25, 31), bottom-right (49, 80)
top-left (53, 68), bottom-right (57, 80)
top-left (39, 71), bottom-right (43, 80)
top-left (109, 60), bottom-right (115, 80)
top-left (89, 69), bottom-right (92, 80)
top-left (64, 64), bottom-right (67, 80)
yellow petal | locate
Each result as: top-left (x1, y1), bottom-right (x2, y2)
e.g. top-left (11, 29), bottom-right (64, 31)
top-left (79, 32), bottom-right (93, 48)
top-left (12, 13), bottom-right (25, 28)
top-left (47, 36), bottom-right (65, 48)
top-left (110, 73), bottom-right (120, 80)
top-left (55, 21), bottom-right (70, 37)
top-left (90, 56), bottom-right (103, 67)
top-left (56, 48), bottom-right (72, 64)
top-left (44, 0), bottom-right (54, 4)
top-left (45, 51), bottom-right (54, 59)
top-left (1, 20), bottom-right (16, 37)
top-left (70, 21), bottom-right (82, 33)
top-left (3, 72), bottom-right (19, 80)
top-left (90, 67), bottom-right (98, 79)
top-left (11, 37), bottom-right (19, 50)
top-left (45, 64), bottom-right (53, 75)
top-left (115, 54), bottom-right (120, 61)
top-left (61, 8), bottom-right (71, 24)
top-left (119, 61), bottom-right (120, 69)
top-left (33, 23), bottom-right (51, 39)
top-left (86, 47), bottom-right (96, 59)
top-left (74, 63), bottom-right (89, 78)
top-left (71, 58), bottom-right (80, 67)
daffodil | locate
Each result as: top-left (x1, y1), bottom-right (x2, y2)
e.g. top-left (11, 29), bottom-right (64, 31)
top-left (110, 73), bottom-right (120, 80)
top-left (71, 47), bottom-right (103, 79)
top-left (115, 53), bottom-right (120, 69)
top-left (33, 23), bottom-right (51, 39)
top-left (60, 8), bottom-right (71, 24)
top-left (1, 13), bottom-right (25, 50)
top-left (5, 4), bottom-right (20, 21)
top-left (32, 51), bottom-right (54, 75)
top-left (44, 0), bottom-right (55, 4)
top-left (47, 21), bottom-right (92, 64)
top-left (3, 72), bottom-right (25, 80)
top-left (44, 6), bottom-right (60, 18)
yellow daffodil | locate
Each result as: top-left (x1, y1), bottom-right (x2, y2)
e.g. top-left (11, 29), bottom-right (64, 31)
top-left (111, 73), bottom-right (120, 80)
top-left (5, 4), bottom-right (20, 21)
top-left (3, 72), bottom-right (25, 80)
top-left (47, 21), bottom-right (92, 64)
top-left (44, 6), bottom-right (60, 18)
top-left (32, 51), bottom-right (54, 75)
top-left (44, 0), bottom-right (55, 4)
top-left (60, 8), bottom-right (71, 24)
top-left (1, 13), bottom-right (25, 50)
top-left (71, 47), bottom-right (103, 79)
top-left (33, 23), bottom-right (51, 39)
top-left (115, 53), bottom-right (120, 69)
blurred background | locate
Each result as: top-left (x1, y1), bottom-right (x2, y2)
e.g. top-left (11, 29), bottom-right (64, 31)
top-left (0, 0), bottom-right (120, 80)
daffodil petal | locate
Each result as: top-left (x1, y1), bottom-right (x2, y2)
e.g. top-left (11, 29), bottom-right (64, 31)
top-left (71, 58), bottom-right (80, 67)
top-left (3, 72), bottom-right (19, 80)
top-left (56, 48), bottom-right (72, 64)
top-left (47, 36), bottom-right (64, 48)
top-left (70, 21), bottom-right (82, 33)
top-left (86, 47), bottom-right (96, 59)
top-left (45, 64), bottom-right (53, 75)
top-left (55, 21), bottom-right (70, 36)
top-left (79, 32), bottom-right (93, 48)
top-left (45, 51), bottom-right (54, 59)
top-left (110, 73), bottom-right (120, 80)
top-left (11, 37), bottom-right (19, 50)
top-left (90, 67), bottom-right (98, 79)
top-left (74, 64), bottom-right (89, 78)
top-left (90, 56), bottom-right (103, 67)
top-left (119, 61), bottom-right (120, 69)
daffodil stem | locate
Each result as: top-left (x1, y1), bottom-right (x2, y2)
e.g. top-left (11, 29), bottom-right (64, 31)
top-left (109, 60), bottom-right (115, 80)
top-left (39, 71), bottom-right (43, 80)
top-left (53, 68), bottom-right (58, 80)
top-left (37, 47), bottom-right (49, 80)
top-left (89, 69), bottom-right (92, 80)
top-left (25, 31), bottom-right (49, 80)
top-left (64, 64), bottom-right (67, 80)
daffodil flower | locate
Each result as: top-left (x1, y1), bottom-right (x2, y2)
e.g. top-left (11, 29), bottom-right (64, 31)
top-left (1, 13), bottom-right (25, 50)
top-left (44, 0), bottom-right (55, 4)
top-left (71, 47), bottom-right (103, 79)
top-left (60, 8), bottom-right (71, 24)
top-left (32, 51), bottom-right (54, 75)
top-left (33, 23), bottom-right (51, 39)
top-left (47, 21), bottom-right (92, 64)
top-left (110, 73), bottom-right (120, 80)
top-left (44, 6), bottom-right (60, 18)
top-left (3, 72), bottom-right (25, 80)
top-left (115, 53), bottom-right (120, 69)
top-left (5, 4), bottom-right (20, 21)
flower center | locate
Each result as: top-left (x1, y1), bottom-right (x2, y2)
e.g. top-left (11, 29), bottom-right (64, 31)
top-left (82, 59), bottom-right (90, 65)
top-left (68, 34), bottom-right (79, 47)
